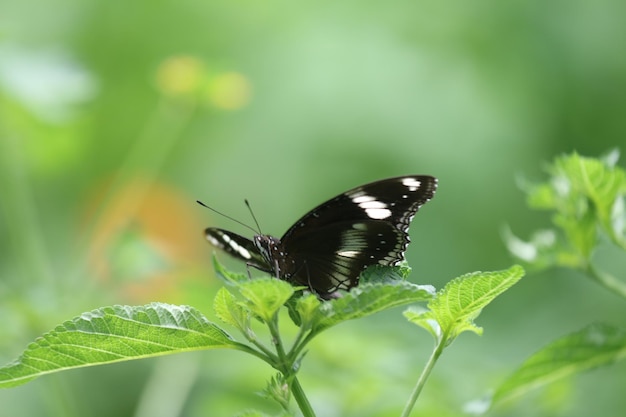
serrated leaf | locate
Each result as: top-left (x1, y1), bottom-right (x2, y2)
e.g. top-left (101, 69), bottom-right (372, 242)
top-left (406, 266), bottom-right (524, 344)
top-left (360, 262), bottom-right (412, 284)
top-left (0, 303), bottom-right (237, 388)
top-left (311, 281), bottom-right (434, 333)
top-left (214, 287), bottom-right (250, 331)
top-left (238, 278), bottom-right (295, 322)
top-left (492, 323), bottom-right (626, 406)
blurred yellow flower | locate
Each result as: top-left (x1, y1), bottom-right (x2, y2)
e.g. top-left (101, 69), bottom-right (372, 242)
top-left (206, 71), bottom-right (252, 110)
top-left (155, 55), bottom-right (205, 97)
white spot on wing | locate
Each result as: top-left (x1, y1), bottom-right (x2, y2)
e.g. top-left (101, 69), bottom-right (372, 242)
top-left (353, 194), bottom-right (391, 218)
top-left (220, 233), bottom-right (252, 259)
top-left (359, 200), bottom-right (387, 209)
top-left (365, 208), bottom-right (392, 219)
top-left (352, 195), bottom-right (375, 203)
top-left (207, 235), bottom-right (220, 246)
top-left (402, 178), bottom-right (421, 191)
top-left (338, 250), bottom-right (360, 258)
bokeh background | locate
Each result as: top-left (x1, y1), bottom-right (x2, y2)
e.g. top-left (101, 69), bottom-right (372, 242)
top-left (1, 0), bottom-right (626, 416)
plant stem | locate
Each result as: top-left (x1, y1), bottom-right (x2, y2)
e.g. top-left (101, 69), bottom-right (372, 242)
top-left (266, 314), bottom-right (316, 416)
top-left (291, 376), bottom-right (316, 417)
top-left (587, 262), bottom-right (626, 300)
top-left (400, 339), bottom-right (445, 417)
top-left (267, 314), bottom-right (288, 361)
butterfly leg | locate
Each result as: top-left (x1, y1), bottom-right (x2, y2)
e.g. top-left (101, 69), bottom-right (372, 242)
top-left (245, 263), bottom-right (254, 280)
top-left (273, 259), bottom-right (281, 280)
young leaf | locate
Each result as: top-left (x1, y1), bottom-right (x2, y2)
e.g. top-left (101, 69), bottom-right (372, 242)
top-left (0, 303), bottom-right (238, 388)
top-left (491, 323), bottom-right (626, 406)
top-left (508, 151), bottom-right (626, 270)
top-left (311, 281), bottom-right (434, 333)
top-left (405, 266), bottom-right (524, 344)
top-left (213, 287), bottom-right (250, 332)
top-left (552, 151), bottom-right (626, 247)
top-left (259, 373), bottom-right (291, 411)
top-left (294, 293), bottom-right (322, 327)
top-left (238, 278), bottom-right (295, 322)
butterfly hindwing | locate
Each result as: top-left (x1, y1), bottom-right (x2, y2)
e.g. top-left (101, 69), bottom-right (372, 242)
top-left (284, 220), bottom-right (409, 293)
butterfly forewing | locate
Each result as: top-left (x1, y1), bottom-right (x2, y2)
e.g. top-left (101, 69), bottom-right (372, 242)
top-left (205, 228), bottom-right (271, 272)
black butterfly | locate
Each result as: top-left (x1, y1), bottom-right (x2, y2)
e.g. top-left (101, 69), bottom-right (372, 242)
top-left (202, 175), bottom-right (437, 298)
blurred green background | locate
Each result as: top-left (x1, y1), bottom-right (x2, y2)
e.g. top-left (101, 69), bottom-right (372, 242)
top-left (1, 0), bottom-right (625, 416)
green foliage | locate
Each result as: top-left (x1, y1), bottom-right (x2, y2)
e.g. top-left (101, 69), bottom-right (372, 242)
top-left (310, 280), bottom-right (435, 333)
top-left (237, 278), bottom-right (295, 323)
top-left (405, 266), bottom-right (524, 345)
top-left (0, 261), bottom-right (438, 417)
top-left (0, 252), bottom-right (522, 417)
top-left (0, 303), bottom-right (238, 389)
top-left (492, 323), bottom-right (626, 406)
top-left (505, 151), bottom-right (626, 299)
top-left (487, 151), bottom-right (626, 413)
top-left (399, 266), bottom-right (525, 417)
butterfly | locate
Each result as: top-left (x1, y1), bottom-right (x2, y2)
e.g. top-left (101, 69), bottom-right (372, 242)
top-left (202, 175), bottom-right (437, 299)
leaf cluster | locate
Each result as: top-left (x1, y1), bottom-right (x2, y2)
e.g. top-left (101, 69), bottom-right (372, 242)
top-left (490, 151), bottom-right (626, 412)
top-left (0, 258), bottom-right (524, 417)
top-left (506, 151), bottom-right (626, 278)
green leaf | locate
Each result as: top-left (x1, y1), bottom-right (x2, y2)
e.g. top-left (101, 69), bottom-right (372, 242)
top-left (554, 151), bottom-right (626, 246)
top-left (513, 152), bottom-right (626, 268)
top-left (311, 281), bottom-right (434, 333)
top-left (214, 287), bottom-right (250, 332)
top-left (238, 278), bottom-right (295, 322)
top-left (405, 266), bottom-right (525, 344)
top-left (294, 293), bottom-right (322, 327)
top-left (360, 262), bottom-right (412, 284)
top-left (0, 303), bottom-right (237, 388)
top-left (403, 306), bottom-right (441, 341)
top-left (492, 323), bottom-right (626, 406)
top-left (259, 373), bottom-right (291, 411)
top-left (213, 254), bottom-right (249, 284)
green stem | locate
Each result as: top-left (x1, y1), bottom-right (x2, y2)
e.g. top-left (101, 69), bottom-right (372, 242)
top-left (266, 314), bottom-right (316, 416)
top-left (289, 330), bottom-right (316, 363)
top-left (400, 338), bottom-right (445, 417)
top-left (287, 324), bottom-right (312, 362)
top-left (233, 341), bottom-right (278, 365)
top-left (587, 262), bottom-right (626, 300)
top-left (243, 330), bottom-right (279, 363)
top-left (267, 314), bottom-right (288, 362)
top-left (291, 376), bottom-right (316, 417)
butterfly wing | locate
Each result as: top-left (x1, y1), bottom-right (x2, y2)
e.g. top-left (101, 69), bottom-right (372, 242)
top-left (280, 175), bottom-right (437, 294)
top-left (205, 228), bottom-right (272, 272)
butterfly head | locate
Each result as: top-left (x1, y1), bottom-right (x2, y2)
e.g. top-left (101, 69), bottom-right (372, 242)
top-left (253, 235), bottom-right (286, 276)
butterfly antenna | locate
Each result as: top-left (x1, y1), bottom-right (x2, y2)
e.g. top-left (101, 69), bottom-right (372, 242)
top-left (196, 200), bottom-right (258, 234)
top-left (244, 199), bottom-right (263, 234)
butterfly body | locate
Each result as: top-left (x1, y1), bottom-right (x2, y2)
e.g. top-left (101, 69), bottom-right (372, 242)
top-left (204, 175), bottom-right (437, 298)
